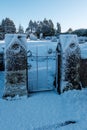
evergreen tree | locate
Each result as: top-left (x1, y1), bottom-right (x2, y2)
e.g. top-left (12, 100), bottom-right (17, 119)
top-left (67, 28), bottom-right (73, 34)
top-left (25, 20), bottom-right (34, 38)
top-left (17, 24), bottom-right (24, 34)
top-left (1, 18), bottom-right (16, 34)
top-left (48, 19), bottom-right (55, 36)
top-left (42, 18), bottom-right (50, 36)
top-left (1, 18), bottom-right (16, 39)
top-left (56, 22), bottom-right (61, 35)
top-left (0, 25), bottom-right (4, 40)
top-left (28, 20), bottom-right (33, 33)
top-left (33, 21), bottom-right (38, 33)
top-left (35, 21), bottom-right (43, 37)
top-left (26, 19), bottom-right (56, 38)
top-left (72, 29), bottom-right (87, 36)
top-left (42, 18), bottom-right (55, 36)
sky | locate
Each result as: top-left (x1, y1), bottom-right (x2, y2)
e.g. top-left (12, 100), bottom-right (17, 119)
top-left (0, 0), bottom-right (87, 32)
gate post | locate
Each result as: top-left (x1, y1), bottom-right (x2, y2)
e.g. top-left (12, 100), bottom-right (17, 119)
top-left (56, 34), bottom-right (81, 93)
top-left (56, 42), bottom-right (62, 94)
top-left (3, 34), bottom-right (28, 98)
top-left (0, 47), bottom-right (4, 71)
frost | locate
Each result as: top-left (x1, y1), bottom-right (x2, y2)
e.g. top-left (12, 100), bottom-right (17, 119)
top-left (51, 36), bottom-right (57, 42)
top-left (30, 33), bottom-right (37, 40)
top-left (3, 34), bottom-right (28, 98)
top-left (59, 34), bottom-right (78, 53)
top-left (57, 34), bottom-right (81, 92)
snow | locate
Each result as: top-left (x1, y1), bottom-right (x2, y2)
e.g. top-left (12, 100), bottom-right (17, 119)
top-left (0, 40), bottom-right (5, 44)
top-left (30, 33), bottom-right (37, 40)
top-left (0, 41), bottom-right (5, 53)
top-left (0, 47), bottom-right (4, 54)
top-left (5, 34), bottom-right (27, 50)
top-left (27, 40), bottom-right (57, 92)
top-left (79, 42), bottom-right (87, 59)
top-left (0, 39), bottom-right (87, 129)
top-left (59, 34), bottom-right (80, 92)
top-left (27, 40), bottom-right (57, 56)
top-left (0, 72), bottom-right (5, 97)
top-left (0, 40), bottom-right (57, 93)
top-left (59, 34), bottom-right (78, 53)
top-left (0, 89), bottom-right (87, 130)
top-left (51, 36), bottom-right (57, 42)
top-left (4, 34), bottom-right (27, 97)
top-left (78, 36), bottom-right (87, 43)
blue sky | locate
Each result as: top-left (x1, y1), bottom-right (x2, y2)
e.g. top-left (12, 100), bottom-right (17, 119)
top-left (0, 0), bottom-right (87, 32)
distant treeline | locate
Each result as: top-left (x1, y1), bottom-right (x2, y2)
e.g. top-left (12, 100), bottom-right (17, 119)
top-left (0, 17), bottom-right (87, 40)
top-left (0, 17), bottom-right (61, 40)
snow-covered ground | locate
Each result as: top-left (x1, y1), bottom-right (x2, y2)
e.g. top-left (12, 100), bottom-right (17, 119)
top-left (0, 89), bottom-right (87, 130)
top-left (0, 72), bottom-right (4, 98)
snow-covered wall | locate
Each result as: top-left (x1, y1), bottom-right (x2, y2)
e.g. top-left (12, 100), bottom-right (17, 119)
top-left (3, 34), bottom-right (28, 98)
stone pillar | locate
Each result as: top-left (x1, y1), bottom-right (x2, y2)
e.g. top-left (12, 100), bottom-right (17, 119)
top-left (56, 34), bottom-right (81, 93)
top-left (3, 34), bottom-right (28, 98)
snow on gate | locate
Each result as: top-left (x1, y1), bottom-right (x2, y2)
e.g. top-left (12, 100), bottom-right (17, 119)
top-left (27, 41), bottom-right (57, 92)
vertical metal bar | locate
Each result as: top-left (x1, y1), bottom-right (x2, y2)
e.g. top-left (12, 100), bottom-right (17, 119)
top-left (47, 46), bottom-right (48, 89)
top-left (36, 46), bottom-right (38, 90)
top-left (56, 52), bottom-right (58, 91)
top-left (57, 53), bottom-right (61, 94)
top-left (26, 55), bottom-right (29, 97)
top-left (56, 43), bottom-right (61, 94)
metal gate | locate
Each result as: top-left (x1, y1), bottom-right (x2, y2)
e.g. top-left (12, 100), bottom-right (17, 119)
top-left (27, 42), bottom-right (56, 92)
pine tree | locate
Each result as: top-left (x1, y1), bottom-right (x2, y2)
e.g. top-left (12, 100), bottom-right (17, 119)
top-left (25, 20), bottom-right (34, 38)
top-left (33, 21), bottom-right (38, 33)
top-left (1, 18), bottom-right (16, 39)
top-left (56, 22), bottom-right (61, 35)
top-left (0, 25), bottom-right (4, 40)
top-left (17, 24), bottom-right (24, 34)
top-left (26, 19), bottom-right (56, 38)
top-left (2, 18), bottom-right (16, 33)
top-left (42, 18), bottom-right (49, 36)
top-left (42, 18), bottom-right (55, 36)
top-left (48, 19), bottom-right (55, 36)
top-left (67, 28), bottom-right (73, 34)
